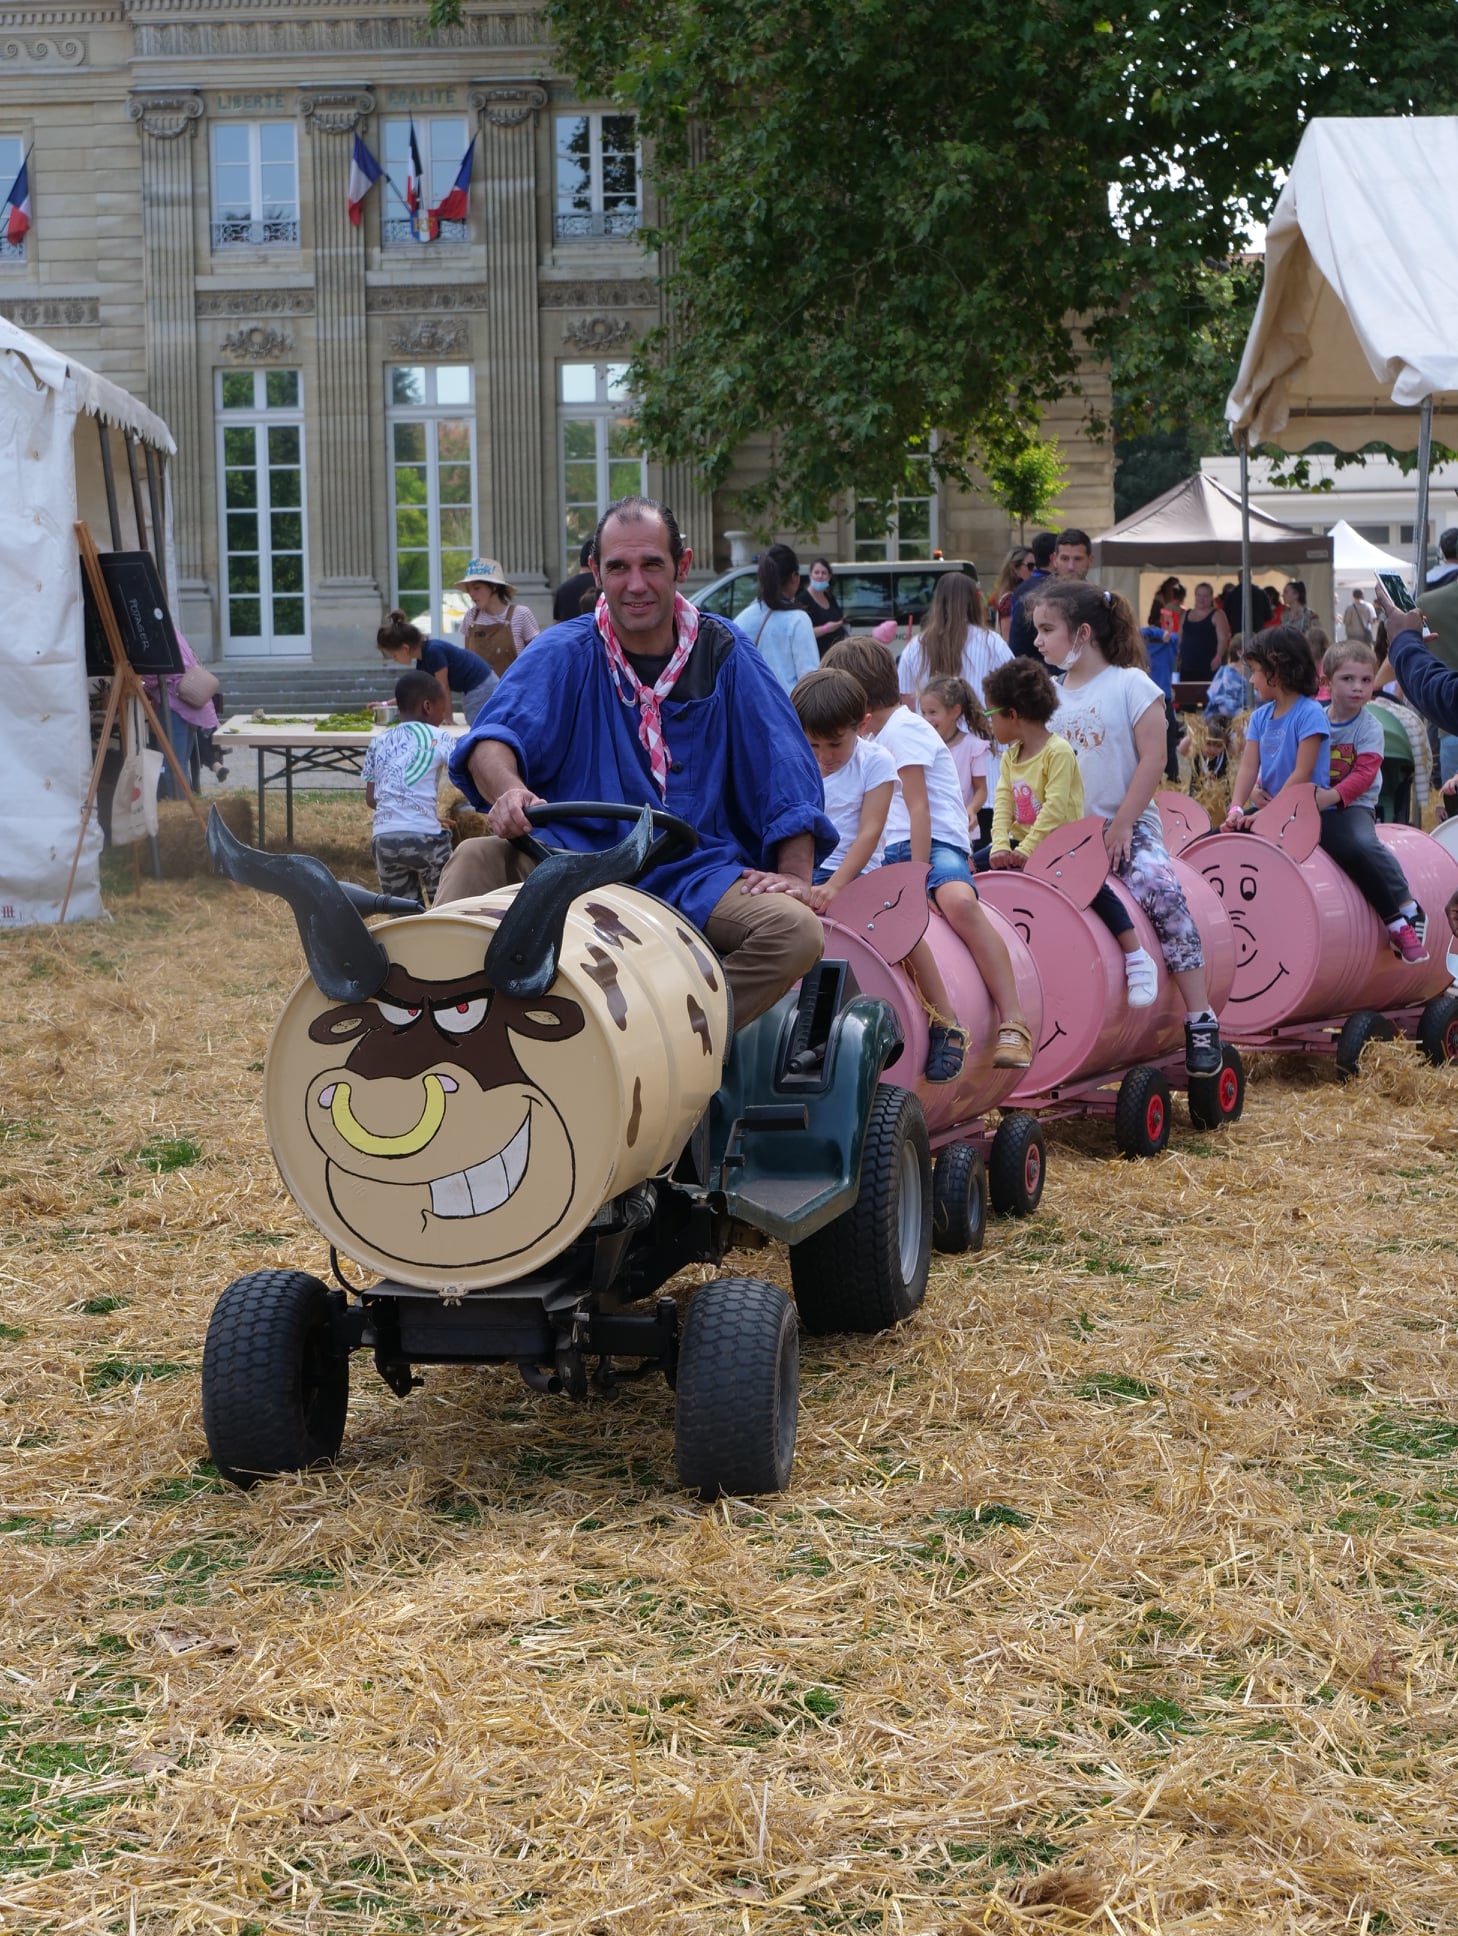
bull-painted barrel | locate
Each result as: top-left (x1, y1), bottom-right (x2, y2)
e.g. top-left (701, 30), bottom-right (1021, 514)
top-left (265, 885), bottom-right (730, 1292)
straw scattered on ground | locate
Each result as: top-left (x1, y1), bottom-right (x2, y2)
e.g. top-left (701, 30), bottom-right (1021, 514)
top-left (4, 791), bottom-right (1458, 1934)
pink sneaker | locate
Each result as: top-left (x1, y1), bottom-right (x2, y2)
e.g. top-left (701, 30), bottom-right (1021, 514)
top-left (1390, 921), bottom-right (1429, 964)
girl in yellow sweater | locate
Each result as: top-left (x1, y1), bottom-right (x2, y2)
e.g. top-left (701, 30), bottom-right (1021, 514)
top-left (978, 657), bottom-right (1159, 1006)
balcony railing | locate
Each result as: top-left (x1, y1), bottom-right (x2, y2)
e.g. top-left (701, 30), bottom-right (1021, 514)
top-left (553, 208), bottom-right (642, 241)
top-left (211, 216), bottom-right (300, 250)
top-left (0, 236), bottom-right (26, 263)
top-left (382, 217), bottom-right (467, 247)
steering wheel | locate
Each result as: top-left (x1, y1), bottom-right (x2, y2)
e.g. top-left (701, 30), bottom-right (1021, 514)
top-left (514, 800), bottom-right (698, 880)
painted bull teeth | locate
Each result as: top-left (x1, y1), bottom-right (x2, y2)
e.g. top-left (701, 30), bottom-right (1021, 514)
top-left (428, 1110), bottom-right (531, 1220)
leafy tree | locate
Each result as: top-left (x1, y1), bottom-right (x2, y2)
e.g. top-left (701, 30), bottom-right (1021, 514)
top-left (429, 0), bottom-right (1457, 528)
top-left (980, 433), bottom-right (1069, 540)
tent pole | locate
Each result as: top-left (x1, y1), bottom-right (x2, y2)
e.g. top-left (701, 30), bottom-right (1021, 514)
top-left (1413, 395), bottom-right (1434, 594)
top-left (1239, 434), bottom-right (1252, 640)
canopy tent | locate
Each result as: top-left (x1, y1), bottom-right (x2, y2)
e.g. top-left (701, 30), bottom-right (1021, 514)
top-left (1327, 517), bottom-right (1408, 580)
top-left (0, 315), bottom-right (176, 926)
top-left (1226, 116), bottom-right (1458, 600)
top-left (1092, 472), bottom-right (1333, 626)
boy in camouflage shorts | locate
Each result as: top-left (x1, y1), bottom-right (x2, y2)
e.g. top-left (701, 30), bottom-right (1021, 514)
top-left (362, 669), bottom-right (455, 906)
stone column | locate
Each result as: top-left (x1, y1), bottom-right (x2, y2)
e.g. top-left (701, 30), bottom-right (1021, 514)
top-left (299, 85), bottom-right (379, 663)
top-left (656, 127), bottom-right (715, 583)
top-left (127, 89), bottom-right (213, 649)
top-left (470, 82), bottom-right (549, 593)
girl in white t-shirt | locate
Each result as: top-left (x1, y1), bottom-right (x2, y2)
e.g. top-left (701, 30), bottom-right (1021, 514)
top-left (1035, 580), bottom-right (1223, 1078)
top-left (899, 573), bottom-right (1011, 830)
top-left (919, 675), bottom-right (990, 839)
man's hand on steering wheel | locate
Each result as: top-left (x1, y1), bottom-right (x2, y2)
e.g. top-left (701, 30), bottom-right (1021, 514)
top-left (487, 783), bottom-right (546, 840)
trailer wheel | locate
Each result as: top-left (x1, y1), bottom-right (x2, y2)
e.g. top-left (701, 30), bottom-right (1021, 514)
top-left (1187, 1045), bottom-right (1246, 1130)
top-left (988, 1112), bottom-right (1047, 1217)
top-left (1417, 990), bottom-right (1458, 1067)
top-left (674, 1278), bottom-right (798, 1501)
top-left (789, 1086), bottom-right (931, 1335)
top-left (1114, 1066), bottom-right (1172, 1160)
top-left (201, 1270), bottom-right (350, 1489)
top-left (932, 1143), bottom-right (988, 1255)
top-left (1335, 1008), bottom-right (1395, 1080)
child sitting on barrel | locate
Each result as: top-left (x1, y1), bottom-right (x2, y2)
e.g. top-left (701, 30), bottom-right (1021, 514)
top-left (362, 669), bottom-right (455, 908)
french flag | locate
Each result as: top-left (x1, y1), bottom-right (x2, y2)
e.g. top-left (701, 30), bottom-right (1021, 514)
top-left (405, 121), bottom-right (424, 239)
top-left (5, 154), bottom-right (30, 248)
top-left (427, 137), bottom-right (475, 239)
top-left (346, 132), bottom-right (382, 227)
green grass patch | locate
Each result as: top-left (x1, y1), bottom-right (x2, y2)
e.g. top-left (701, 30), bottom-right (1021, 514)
top-left (1071, 1372), bottom-right (1156, 1405)
top-left (80, 1295), bottom-right (127, 1316)
top-left (939, 1502), bottom-right (1032, 1534)
top-left (134, 1136), bottom-right (202, 1173)
top-left (1119, 1695), bottom-right (1193, 1738)
top-left (144, 1465), bottom-right (224, 1505)
top-left (0, 1322), bottom-right (24, 1342)
top-left (87, 1358), bottom-right (184, 1395)
top-left (1361, 1410), bottom-right (1458, 1464)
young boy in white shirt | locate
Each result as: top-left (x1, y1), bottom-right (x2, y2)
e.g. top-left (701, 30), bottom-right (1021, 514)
top-left (791, 667), bottom-right (897, 911)
top-left (822, 637), bottom-right (1033, 1078)
top-left (362, 669), bottom-right (455, 906)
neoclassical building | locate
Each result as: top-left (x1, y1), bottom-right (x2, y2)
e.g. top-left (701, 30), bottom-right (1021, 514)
top-left (0, 1), bottom-right (1113, 664)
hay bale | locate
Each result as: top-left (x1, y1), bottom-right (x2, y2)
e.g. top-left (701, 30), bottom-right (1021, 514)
top-left (153, 794), bottom-right (253, 876)
top-left (442, 782), bottom-right (490, 845)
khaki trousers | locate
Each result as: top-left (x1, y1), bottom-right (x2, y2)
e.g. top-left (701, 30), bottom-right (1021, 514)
top-left (436, 835), bottom-right (823, 1027)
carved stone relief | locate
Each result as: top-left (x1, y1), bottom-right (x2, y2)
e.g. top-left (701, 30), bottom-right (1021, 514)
top-left (137, 15), bottom-right (546, 58)
top-left (539, 281), bottom-right (658, 309)
top-left (127, 89), bottom-right (204, 139)
top-left (221, 324), bottom-right (294, 360)
top-left (3, 296), bottom-right (99, 328)
top-left (299, 86), bottom-right (375, 137)
top-left (468, 82), bottom-right (548, 128)
top-left (197, 290), bottom-right (316, 318)
top-left (0, 36), bottom-right (87, 67)
top-left (388, 319), bottom-right (468, 356)
top-left (561, 315), bottom-right (635, 352)
top-left (368, 285), bottom-right (487, 314)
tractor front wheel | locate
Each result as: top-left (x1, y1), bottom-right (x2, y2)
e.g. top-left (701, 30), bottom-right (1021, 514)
top-left (202, 1270), bottom-right (350, 1489)
top-left (674, 1279), bottom-right (799, 1501)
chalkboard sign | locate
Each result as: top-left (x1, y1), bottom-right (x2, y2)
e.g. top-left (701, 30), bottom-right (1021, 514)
top-left (83, 550), bottom-right (184, 677)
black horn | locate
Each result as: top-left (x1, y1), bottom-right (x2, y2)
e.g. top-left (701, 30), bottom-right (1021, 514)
top-left (207, 808), bottom-right (392, 1003)
top-left (484, 809), bottom-right (654, 999)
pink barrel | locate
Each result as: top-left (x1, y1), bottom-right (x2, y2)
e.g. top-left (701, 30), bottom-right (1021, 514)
top-left (820, 865), bottom-right (1044, 1138)
top-left (1181, 821), bottom-right (1458, 1032)
top-left (978, 858), bottom-right (1235, 1097)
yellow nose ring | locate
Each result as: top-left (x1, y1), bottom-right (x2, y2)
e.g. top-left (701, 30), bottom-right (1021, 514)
top-left (320, 1072), bottom-right (457, 1157)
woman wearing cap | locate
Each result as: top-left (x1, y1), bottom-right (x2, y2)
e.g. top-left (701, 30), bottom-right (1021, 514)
top-left (456, 557), bottom-right (540, 678)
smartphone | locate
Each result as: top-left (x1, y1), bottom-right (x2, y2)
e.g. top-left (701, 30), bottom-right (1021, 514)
top-left (1378, 571), bottom-right (1417, 611)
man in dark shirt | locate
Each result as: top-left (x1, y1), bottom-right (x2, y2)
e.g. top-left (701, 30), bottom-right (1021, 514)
top-left (1007, 530), bottom-right (1059, 658)
top-left (551, 539), bottom-right (596, 624)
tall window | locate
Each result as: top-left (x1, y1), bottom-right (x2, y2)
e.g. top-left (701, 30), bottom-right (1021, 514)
top-left (210, 122), bottom-right (299, 250)
top-left (0, 135), bottom-right (25, 263)
top-left (382, 117), bottom-right (468, 247)
top-left (387, 365), bottom-right (477, 631)
top-left (855, 450), bottom-right (938, 560)
top-left (559, 362), bottom-right (645, 576)
top-left (217, 370), bottom-right (308, 656)
top-left (554, 113), bottom-right (641, 239)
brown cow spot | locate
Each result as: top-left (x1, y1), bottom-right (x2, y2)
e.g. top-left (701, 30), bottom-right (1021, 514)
top-left (687, 993), bottom-right (712, 1055)
top-left (626, 1075), bottom-right (642, 1148)
top-left (675, 925), bottom-right (720, 992)
top-left (582, 945), bottom-right (628, 1030)
top-left (586, 902), bottom-right (642, 951)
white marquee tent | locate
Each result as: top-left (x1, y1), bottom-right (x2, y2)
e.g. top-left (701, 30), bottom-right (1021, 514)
top-left (1327, 517), bottom-right (1408, 582)
top-left (1226, 116), bottom-right (1458, 592)
top-left (0, 317), bottom-right (175, 926)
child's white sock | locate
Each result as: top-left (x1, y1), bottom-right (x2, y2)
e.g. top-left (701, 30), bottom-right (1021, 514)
top-left (1184, 1008), bottom-right (1217, 1026)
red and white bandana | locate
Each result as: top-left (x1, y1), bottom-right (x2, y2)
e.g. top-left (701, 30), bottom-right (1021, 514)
top-left (595, 590), bottom-right (701, 798)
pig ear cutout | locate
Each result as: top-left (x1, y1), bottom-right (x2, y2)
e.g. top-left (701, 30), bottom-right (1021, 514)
top-left (1025, 815), bottom-right (1110, 911)
top-left (1156, 791), bottom-right (1211, 853)
top-left (1249, 782), bottom-right (1322, 863)
top-left (504, 995), bottom-right (587, 1042)
top-left (821, 862), bottom-right (930, 965)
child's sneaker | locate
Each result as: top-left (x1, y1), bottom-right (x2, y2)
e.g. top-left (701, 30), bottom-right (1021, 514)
top-left (992, 1019), bottom-right (1033, 1070)
top-left (1124, 947), bottom-right (1159, 1008)
top-left (1184, 1014), bottom-right (1222, 1077)
top-left (925, 1022), bottom-right (968, 1082)
top-left (1390, 921), bottom-right (1429, 964)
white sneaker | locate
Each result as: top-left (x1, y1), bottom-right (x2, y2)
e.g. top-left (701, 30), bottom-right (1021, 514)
top-left (1124, 947), bottom-right (1159, 1008)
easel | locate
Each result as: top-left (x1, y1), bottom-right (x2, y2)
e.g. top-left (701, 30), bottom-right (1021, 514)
top-left (59, 518), bottom-right (213, 920)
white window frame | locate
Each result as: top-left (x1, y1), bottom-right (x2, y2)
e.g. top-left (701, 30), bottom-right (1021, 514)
top-left (553, 111), bottom-right (642, 240)
top-left (216, 368), bottom-right (310, 658)
top-left (0, 134), bottom-right (25, 264)
top-left (210, 121), bottom-right (299, 251)
top-left (558, 361), bottom-right (647, 580)
top-left (386, 364), bottom-right (479, 635)
top-left (381, 116), bottom-right (469, 248)
top-left (854, 450), bottom-right (940, 561)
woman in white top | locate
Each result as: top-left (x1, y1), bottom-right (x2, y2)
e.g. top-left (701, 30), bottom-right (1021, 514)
top-left (734, 543), bottom-right (820, 693)
top-left (898, 571), bottom-right (1012, 833)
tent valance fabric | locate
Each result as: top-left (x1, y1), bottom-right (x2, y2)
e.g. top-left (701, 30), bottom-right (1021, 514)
top-left (1093, 471), bottom-right (1332, 567)
top-left (0, 314), bottom-right (175, 452)
top-left (1326, 518), bottom-right (1408, 577)
top-left (1225, 117), bottom-right (1458, 454)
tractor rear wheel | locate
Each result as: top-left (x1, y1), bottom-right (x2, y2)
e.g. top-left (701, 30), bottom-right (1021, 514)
top-left (789, 1086), bottom-right (931, 1334)
top-left (674, 1278), bottom-right (798, 1501)
top-left (202, 1270), bottom-right (350, 1489)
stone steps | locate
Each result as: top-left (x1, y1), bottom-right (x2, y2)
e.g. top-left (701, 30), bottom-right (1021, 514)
top-left (213, 665), bottom-right (394, 716)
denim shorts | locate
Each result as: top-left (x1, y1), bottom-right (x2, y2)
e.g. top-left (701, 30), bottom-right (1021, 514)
top-left (811, 864), bottom-right (836, 886)
top-left (882, 838), bottom-right (976, 898)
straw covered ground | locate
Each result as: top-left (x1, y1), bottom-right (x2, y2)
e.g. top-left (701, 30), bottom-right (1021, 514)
top-left (4, 792), bottom-right (1458, 1934)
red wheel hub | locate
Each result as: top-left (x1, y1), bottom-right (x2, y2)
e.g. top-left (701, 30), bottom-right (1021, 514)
top-left (1025, 1145), bottom-right (1042, 1192)
top-left (1146, 1095), bottom-right (1165, 1140)
top-left (1218, 1066), bottom-right (1240, 1113)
